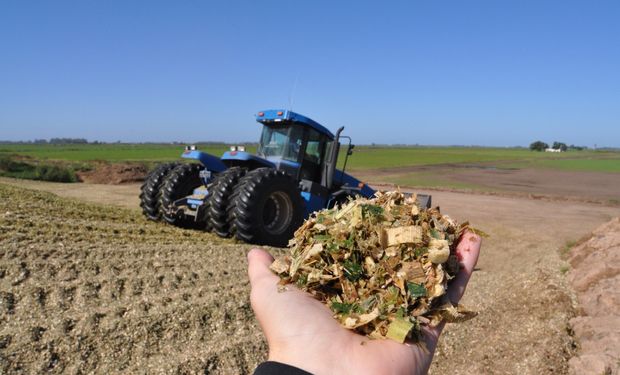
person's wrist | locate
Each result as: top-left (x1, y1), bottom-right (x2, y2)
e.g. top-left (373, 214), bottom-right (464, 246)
top-left (268, 347), bottom-right (322, 374)
top-left (267, 340), bottom-right (341, 375)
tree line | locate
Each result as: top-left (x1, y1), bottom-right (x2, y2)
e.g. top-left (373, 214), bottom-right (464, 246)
top-left (529, 141), bottom-right (587, 152)
top-left (0, 138), bottom-right (90, 145)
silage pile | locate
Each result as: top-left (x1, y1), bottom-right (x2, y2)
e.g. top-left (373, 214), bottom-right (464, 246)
top-left (270, 191), bottom-right (476, 343)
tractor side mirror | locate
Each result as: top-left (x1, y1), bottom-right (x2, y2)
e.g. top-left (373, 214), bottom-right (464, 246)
top-left (347, 144), bottom-right (355, 156)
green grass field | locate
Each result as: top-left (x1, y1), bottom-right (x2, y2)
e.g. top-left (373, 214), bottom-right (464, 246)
top-left (505, 158), bottom-right (620, 173)
top-left (1, 143), bottom-right (618, 173)
top-left (0, 143), bottom-right (256, 162)
top-left (343, 147), bottom-right (620, 173)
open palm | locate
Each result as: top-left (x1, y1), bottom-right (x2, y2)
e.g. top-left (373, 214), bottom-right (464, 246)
top-left (248, 232), bottom-right (481, 375)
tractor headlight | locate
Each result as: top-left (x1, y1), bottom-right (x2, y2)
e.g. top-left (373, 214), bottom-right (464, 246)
top-left (230, 146), bottom-right (238, 152)
top-left (190, 145), bottom-right (197, 151)
top-left (238, 146), bottom-right (246, 152)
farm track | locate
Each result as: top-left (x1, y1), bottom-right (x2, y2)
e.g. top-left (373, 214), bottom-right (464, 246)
top-left (0, 179), bottom-right (619, 374)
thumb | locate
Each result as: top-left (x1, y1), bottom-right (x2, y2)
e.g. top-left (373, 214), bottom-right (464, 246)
top-left (247, 248), bottom-right (278, 287)
top-left (448, 231), bottom-right (482, 303)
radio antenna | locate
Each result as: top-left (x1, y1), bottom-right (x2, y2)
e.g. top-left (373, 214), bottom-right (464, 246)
top-left (288, 73), bottom-right (300, 112)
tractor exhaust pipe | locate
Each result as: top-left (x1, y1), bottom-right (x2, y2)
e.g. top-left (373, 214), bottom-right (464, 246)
top-left (325, 126), bottom-right (345, 190)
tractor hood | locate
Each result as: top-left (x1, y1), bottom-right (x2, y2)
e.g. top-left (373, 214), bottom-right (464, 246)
top-left (180, 148), bottom-right (305, 176)
top-left (221, 150), bottom-right (276, 169)
top-left (181, 150), bottom-right (227, 172)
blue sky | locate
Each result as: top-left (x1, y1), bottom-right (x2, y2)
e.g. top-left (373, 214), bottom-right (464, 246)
top-left (1, 1), bottom-right (618, 146)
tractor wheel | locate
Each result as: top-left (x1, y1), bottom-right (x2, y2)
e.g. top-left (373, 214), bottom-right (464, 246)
top-left (139, 162), bottom-right (180, 221)
top-left (201, 179), bottom-right (217, 232)
top-left (159, 163), bottom-right (204, 228)
top-left (228, 168), bottom-right (305, 247)
top-left (208, 167), bottom-right (247, 238)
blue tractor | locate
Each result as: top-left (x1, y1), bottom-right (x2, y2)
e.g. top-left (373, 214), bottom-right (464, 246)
top-left (140, 110), bottom-right (429, 247)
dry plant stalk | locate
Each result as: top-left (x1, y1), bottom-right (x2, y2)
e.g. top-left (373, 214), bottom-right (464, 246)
top-left (270, 191), bottom-right (477, 343)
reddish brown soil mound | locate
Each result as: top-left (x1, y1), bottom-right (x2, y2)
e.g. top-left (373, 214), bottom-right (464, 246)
top-left (567, 217), bottom-right (620, 375)
top-left (77, 163), bottom-right (148, 184)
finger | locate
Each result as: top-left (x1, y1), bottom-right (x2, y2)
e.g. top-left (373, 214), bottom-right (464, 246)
top-left (247, 248), bottom-right (278, 288)
top-left (448, 231), bottom-right (481, 303)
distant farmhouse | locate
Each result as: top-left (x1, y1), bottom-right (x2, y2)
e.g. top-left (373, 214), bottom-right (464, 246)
top-left (531, 140), bottom-right (568, 152)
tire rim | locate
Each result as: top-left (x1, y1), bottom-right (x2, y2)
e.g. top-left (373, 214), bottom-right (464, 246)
top-left (263, 191), bottom-right (293, 235)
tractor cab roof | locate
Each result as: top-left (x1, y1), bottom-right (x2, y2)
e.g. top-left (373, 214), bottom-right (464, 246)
top-left (256, 110), bottom-right (335, 141)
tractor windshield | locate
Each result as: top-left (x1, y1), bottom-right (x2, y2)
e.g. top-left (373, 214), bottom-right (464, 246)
top-left (258, 124), bottom-right (304, 162)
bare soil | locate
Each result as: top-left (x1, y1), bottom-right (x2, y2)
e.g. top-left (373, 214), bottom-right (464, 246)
top-left (354, 165), bottom-right (620, 204)
top-left (0, 178), bottom-right (618, 374)
top-left (0, 184), bottom-right (267, 374)
top-left (76, 163), bottom-right (149, 185)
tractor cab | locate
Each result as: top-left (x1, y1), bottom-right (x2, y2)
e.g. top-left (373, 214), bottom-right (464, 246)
top-left (256, 110), bottom-right (336, 189)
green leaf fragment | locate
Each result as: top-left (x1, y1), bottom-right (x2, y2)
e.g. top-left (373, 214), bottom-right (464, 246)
top-left (361, 204), bottom-right (384, 218)
top-left (383, 286), bottom-right (400, 306)
top-left (414, 247), bottom-right (428, 257)
top-left (296, 274), bottom-right (308, 287)
top-left (314, 234), bottom-right (330, 242)
top-left (360, 295), bottom-right (378, 312)
top-left (330, 301), bottom-right (361, 314)
top-left (407, 282), bottom-right (427, 298)
top-left (340, 231), bottom-right (355, 249)
top-left (386, 317), bottom-right (414, 343)
top-left (327, 243), bottom-right (339, 253)
top-left (343, 259), bottom-right (364, 281)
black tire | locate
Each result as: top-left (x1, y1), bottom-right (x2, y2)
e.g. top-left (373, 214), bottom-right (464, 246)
top-left (208, 167), bottom-right (247, 238)
top-left (159, 163), bottom-right (204, 228)
top-left (229, 168), bottom-right (305, 247)
top-left (201, 179), bottom-right (216, 232)
top-left (139, 162), bottom-right (180, 221)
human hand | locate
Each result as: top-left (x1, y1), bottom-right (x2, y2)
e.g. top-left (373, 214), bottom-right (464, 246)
top-left (247, 232), bottom-right (482, 375)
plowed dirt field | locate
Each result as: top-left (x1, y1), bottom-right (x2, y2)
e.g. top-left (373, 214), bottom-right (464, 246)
top-left (0, 178), bottom-right (618, 374)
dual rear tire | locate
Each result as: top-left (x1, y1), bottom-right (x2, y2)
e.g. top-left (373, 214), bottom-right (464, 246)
top-left (226, 168), bottom-right (305, 247)
top-left (159, 163), bottom-right (204, 228)
top-left (207, 167), bottom-right (248, 237)
top-left (139, 162), bottom-right (180, 221)
top-left (140, 163), bottom-right (205, 228)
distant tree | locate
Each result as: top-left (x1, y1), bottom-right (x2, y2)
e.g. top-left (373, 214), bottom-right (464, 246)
top-left (33, 139), bottom-right (48, 144)
top-left (568, 144), bottom-right (586, 151)
top-left (529, 141), bottom-right (548, 151)
top-left (49, 138), bottom-right (88, 144)
top-left (552, 141), bottom-right (568, 151)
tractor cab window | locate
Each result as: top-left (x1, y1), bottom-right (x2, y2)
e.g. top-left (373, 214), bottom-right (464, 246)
top-left (300, 129), bottom-right (326, 183)
top-left (258, 124), bottom-right (304, 162)
top-left (304, 130), bottom-right (323, 164)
